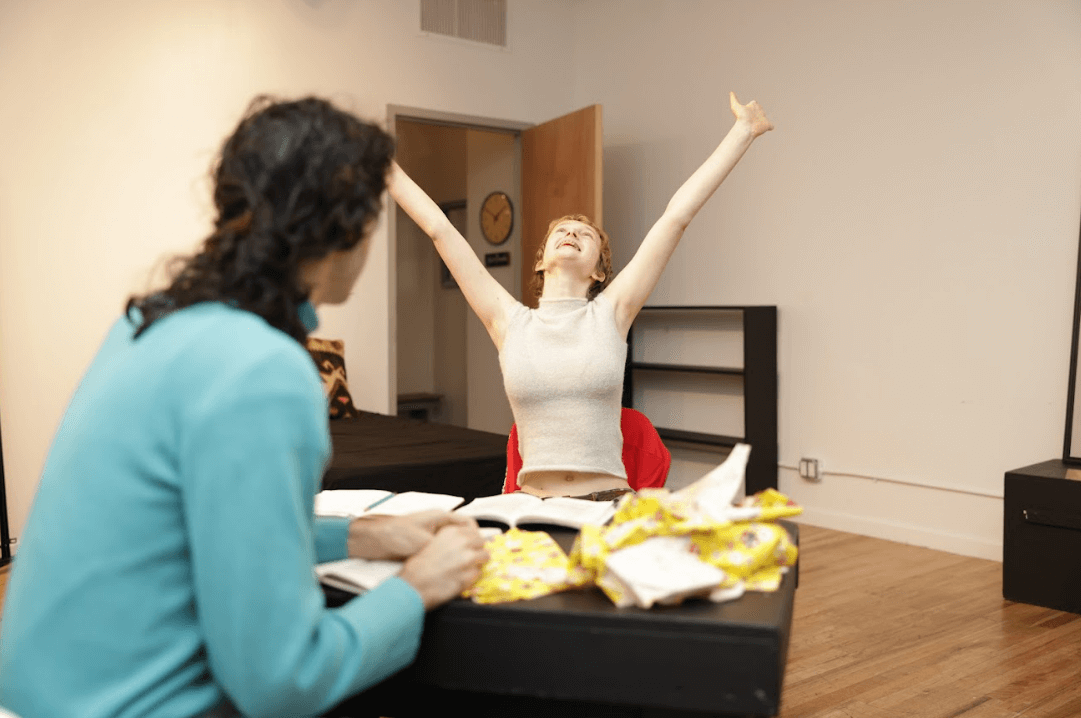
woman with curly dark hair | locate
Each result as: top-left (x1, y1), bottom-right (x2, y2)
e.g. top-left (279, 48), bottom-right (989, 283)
top-left (0, 96), bottom-right (487, 718)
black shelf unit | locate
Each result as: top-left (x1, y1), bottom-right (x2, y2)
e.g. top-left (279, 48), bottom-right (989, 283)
top-left (623, 305), bottom-right (778, 494)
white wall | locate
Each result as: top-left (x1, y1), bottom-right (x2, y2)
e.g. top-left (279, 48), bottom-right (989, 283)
top-left (570, 0), bottom-right (1081, 559)
top-left (0, 0), bottom-right (579, 547)
top-left (465, 129), bottom-right (520, 434)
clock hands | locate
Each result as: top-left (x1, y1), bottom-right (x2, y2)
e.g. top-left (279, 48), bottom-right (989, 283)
top-left (481, 193), bottom-right (511, 243)
top-left (484, 202), bottom-right (509, 220)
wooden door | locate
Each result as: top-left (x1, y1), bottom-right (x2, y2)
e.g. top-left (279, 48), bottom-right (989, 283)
top-left (520, 105), bottom-right (603, 307)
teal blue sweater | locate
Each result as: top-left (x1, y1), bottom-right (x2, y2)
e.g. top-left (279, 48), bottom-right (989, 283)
top-left (0, 302), bottom-right (424, 718)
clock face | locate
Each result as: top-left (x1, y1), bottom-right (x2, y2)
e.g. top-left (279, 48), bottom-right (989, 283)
top-left (480, 191), bottom-right (513, 245)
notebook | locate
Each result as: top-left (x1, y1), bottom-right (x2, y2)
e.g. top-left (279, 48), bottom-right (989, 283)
top-left (316, 527), bottom-right (502, 595)
top-left (315, 558), bottom-right (402, 594)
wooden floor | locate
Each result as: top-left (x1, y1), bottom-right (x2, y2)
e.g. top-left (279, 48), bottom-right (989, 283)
top-left (781, 524), bottom-right (1081, 718)
top-left (0, 528), bottom-right (1078, 717)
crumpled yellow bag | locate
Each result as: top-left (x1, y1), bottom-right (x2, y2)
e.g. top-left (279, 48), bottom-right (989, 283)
top-left (462, 528), bottom-right (592, 604)
top-left (461, 445), bottom-right (802, 606)
top-left (569, 487), bottom-right (800, 605)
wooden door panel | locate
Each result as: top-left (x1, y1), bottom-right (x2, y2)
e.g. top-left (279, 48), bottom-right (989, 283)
top-left (520, 105), bottom-right (603, 307)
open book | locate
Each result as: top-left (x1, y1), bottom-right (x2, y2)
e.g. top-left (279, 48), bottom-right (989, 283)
top-left (314, 490), bottom-right (465, 518)
top-left (455, 493), bottom-right (616, 530)
top-left (316, 527), bottom-right (503, 595)
top-left (315, 558), bottom-right (402, 595)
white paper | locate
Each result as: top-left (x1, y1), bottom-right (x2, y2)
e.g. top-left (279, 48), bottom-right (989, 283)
top-left (364, 491), bottom-right (465, 516)
top-left (531, 497), bottom-right (616, 528)
top-left (456, 492), bottom-right (539, 520)
top-left (604, 536), bottom-right (727, 609)
top-left (708, 583), bottom-right (746, 604)
top-left (456, 493), bottom-right (614, 528)
top-left (673, 443), bottom-right (751, 523)
top-left (314, 489), bottom-right (393, 518)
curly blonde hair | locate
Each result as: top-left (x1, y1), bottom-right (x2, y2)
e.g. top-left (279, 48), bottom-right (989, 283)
top-left (531, 214), bottom-right (613, 300)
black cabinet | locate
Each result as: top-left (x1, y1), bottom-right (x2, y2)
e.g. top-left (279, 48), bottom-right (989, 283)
top-left (1003, 459), bottom-right (1081, 614)
top-left (623, 306), bottom-right (777, 494)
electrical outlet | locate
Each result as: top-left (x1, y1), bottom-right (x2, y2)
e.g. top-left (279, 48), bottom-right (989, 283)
top-left (798, 458), bottom-right (820, 482)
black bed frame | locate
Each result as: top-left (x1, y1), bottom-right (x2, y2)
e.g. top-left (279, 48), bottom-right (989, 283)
top-left (0, 409), bottom-right (12, 567)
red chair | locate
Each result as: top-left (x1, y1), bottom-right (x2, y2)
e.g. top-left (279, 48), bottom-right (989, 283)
top-left (502, 407), bottom-right (671, 493)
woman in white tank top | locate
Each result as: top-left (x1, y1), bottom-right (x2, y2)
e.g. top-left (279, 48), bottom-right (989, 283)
top-left (389, 92), bottom-right (773, 498)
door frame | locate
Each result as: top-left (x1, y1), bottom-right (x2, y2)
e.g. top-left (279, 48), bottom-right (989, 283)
top-left (384, 105), bottom-right (531, 416)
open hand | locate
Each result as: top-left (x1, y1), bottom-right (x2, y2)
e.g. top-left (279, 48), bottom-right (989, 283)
top-left (347, 510), bottom-right (479, 561)
top-left (398, 523), bottom-right (490, 610)
top-left (730, 92), bottom-right (774, 137)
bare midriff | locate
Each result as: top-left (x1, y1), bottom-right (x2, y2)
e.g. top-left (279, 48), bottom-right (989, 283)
top-left (517, 470), bottom-right (631, 498)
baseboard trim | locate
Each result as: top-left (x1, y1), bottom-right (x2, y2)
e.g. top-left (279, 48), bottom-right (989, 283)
top-left (794, 506), bottom-right (1003, 562)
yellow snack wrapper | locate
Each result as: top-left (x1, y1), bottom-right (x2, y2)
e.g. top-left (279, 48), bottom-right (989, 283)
top-left (611, 493), bottom-right (682, 526)
top-left (568, 523), bottom-right (609, 578)
top-left (738, 488), bottom-right (804, 521)
top-left (744, 566), bottom-right (785, 592)
top-left (466, 484), bottom-right (802, 606)
top-left (599, 493), bottom-right (714, 551)
top-left (692, 523), bottom-right (777, 578)
top-left (463, 528), bottom-right (591, 604)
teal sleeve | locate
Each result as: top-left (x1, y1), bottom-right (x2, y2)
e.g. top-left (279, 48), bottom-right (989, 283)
top-left (315, 516), bottom-right (351, 563)
top-left (180, 351), bottom-right (425, 718)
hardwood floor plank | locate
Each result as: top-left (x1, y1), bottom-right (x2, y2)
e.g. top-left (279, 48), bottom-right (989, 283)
top-left (817, 701), bottom-right (909, 718)
top-left (1022, 684), bottom-right (1081, 718)
top-left (778, 524), bottom-right (1080, 718)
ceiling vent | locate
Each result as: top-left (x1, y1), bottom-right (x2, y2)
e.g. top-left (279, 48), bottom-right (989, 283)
top-left (420, 0), bottom-right (507, 48)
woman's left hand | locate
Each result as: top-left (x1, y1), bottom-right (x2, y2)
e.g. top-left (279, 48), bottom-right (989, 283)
top-left (730, 91), bottom-right (774, 137)
top-left (347, 510), bottom-right (480, 560)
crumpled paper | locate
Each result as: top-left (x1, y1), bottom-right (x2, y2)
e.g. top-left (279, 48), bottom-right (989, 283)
top-left (462, 444), bottom-right (801, 607)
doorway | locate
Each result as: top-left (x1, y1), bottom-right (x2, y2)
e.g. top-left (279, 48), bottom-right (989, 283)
top-left (391, 109), bottom-right (526, 435)
top-left (388, 104), bottom-right (603, 437)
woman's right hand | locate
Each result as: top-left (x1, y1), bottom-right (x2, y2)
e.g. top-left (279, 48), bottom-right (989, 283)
top-left (730, 91), bottom-right (774, 138)
top-left (398, 522), bottom-right (489, 609)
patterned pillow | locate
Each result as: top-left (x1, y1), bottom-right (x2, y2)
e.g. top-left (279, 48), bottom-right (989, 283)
top-left (305, 337), bottom-right (359, 420)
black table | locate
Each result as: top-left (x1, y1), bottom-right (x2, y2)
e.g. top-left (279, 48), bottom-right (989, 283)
top-left (323, 412), bottom-right (508, 502)
top-left (328, 524), bottom-right (798, 718)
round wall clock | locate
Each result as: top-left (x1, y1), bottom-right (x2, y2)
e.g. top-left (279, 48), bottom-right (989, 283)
top-left (480, 191), bottom-right (514, 245)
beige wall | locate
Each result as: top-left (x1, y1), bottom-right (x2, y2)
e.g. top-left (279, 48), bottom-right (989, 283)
top-left (570, 0), bottom-right (1081, 558)
top-left (0, 0), bottom-right (579, 546)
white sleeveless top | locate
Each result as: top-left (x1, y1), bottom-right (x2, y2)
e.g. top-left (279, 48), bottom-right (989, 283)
top-left (499, 293), bottom-right (628, 481)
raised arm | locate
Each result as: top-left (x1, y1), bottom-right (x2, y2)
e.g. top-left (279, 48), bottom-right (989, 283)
top-left (604, 92), bottom-right (773, 335)
top-left (387, 162), bottom-right (518, 348)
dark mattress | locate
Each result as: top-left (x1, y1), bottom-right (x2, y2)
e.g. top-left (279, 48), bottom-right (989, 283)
top-left (323, 411), bottom-right (508, 502)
